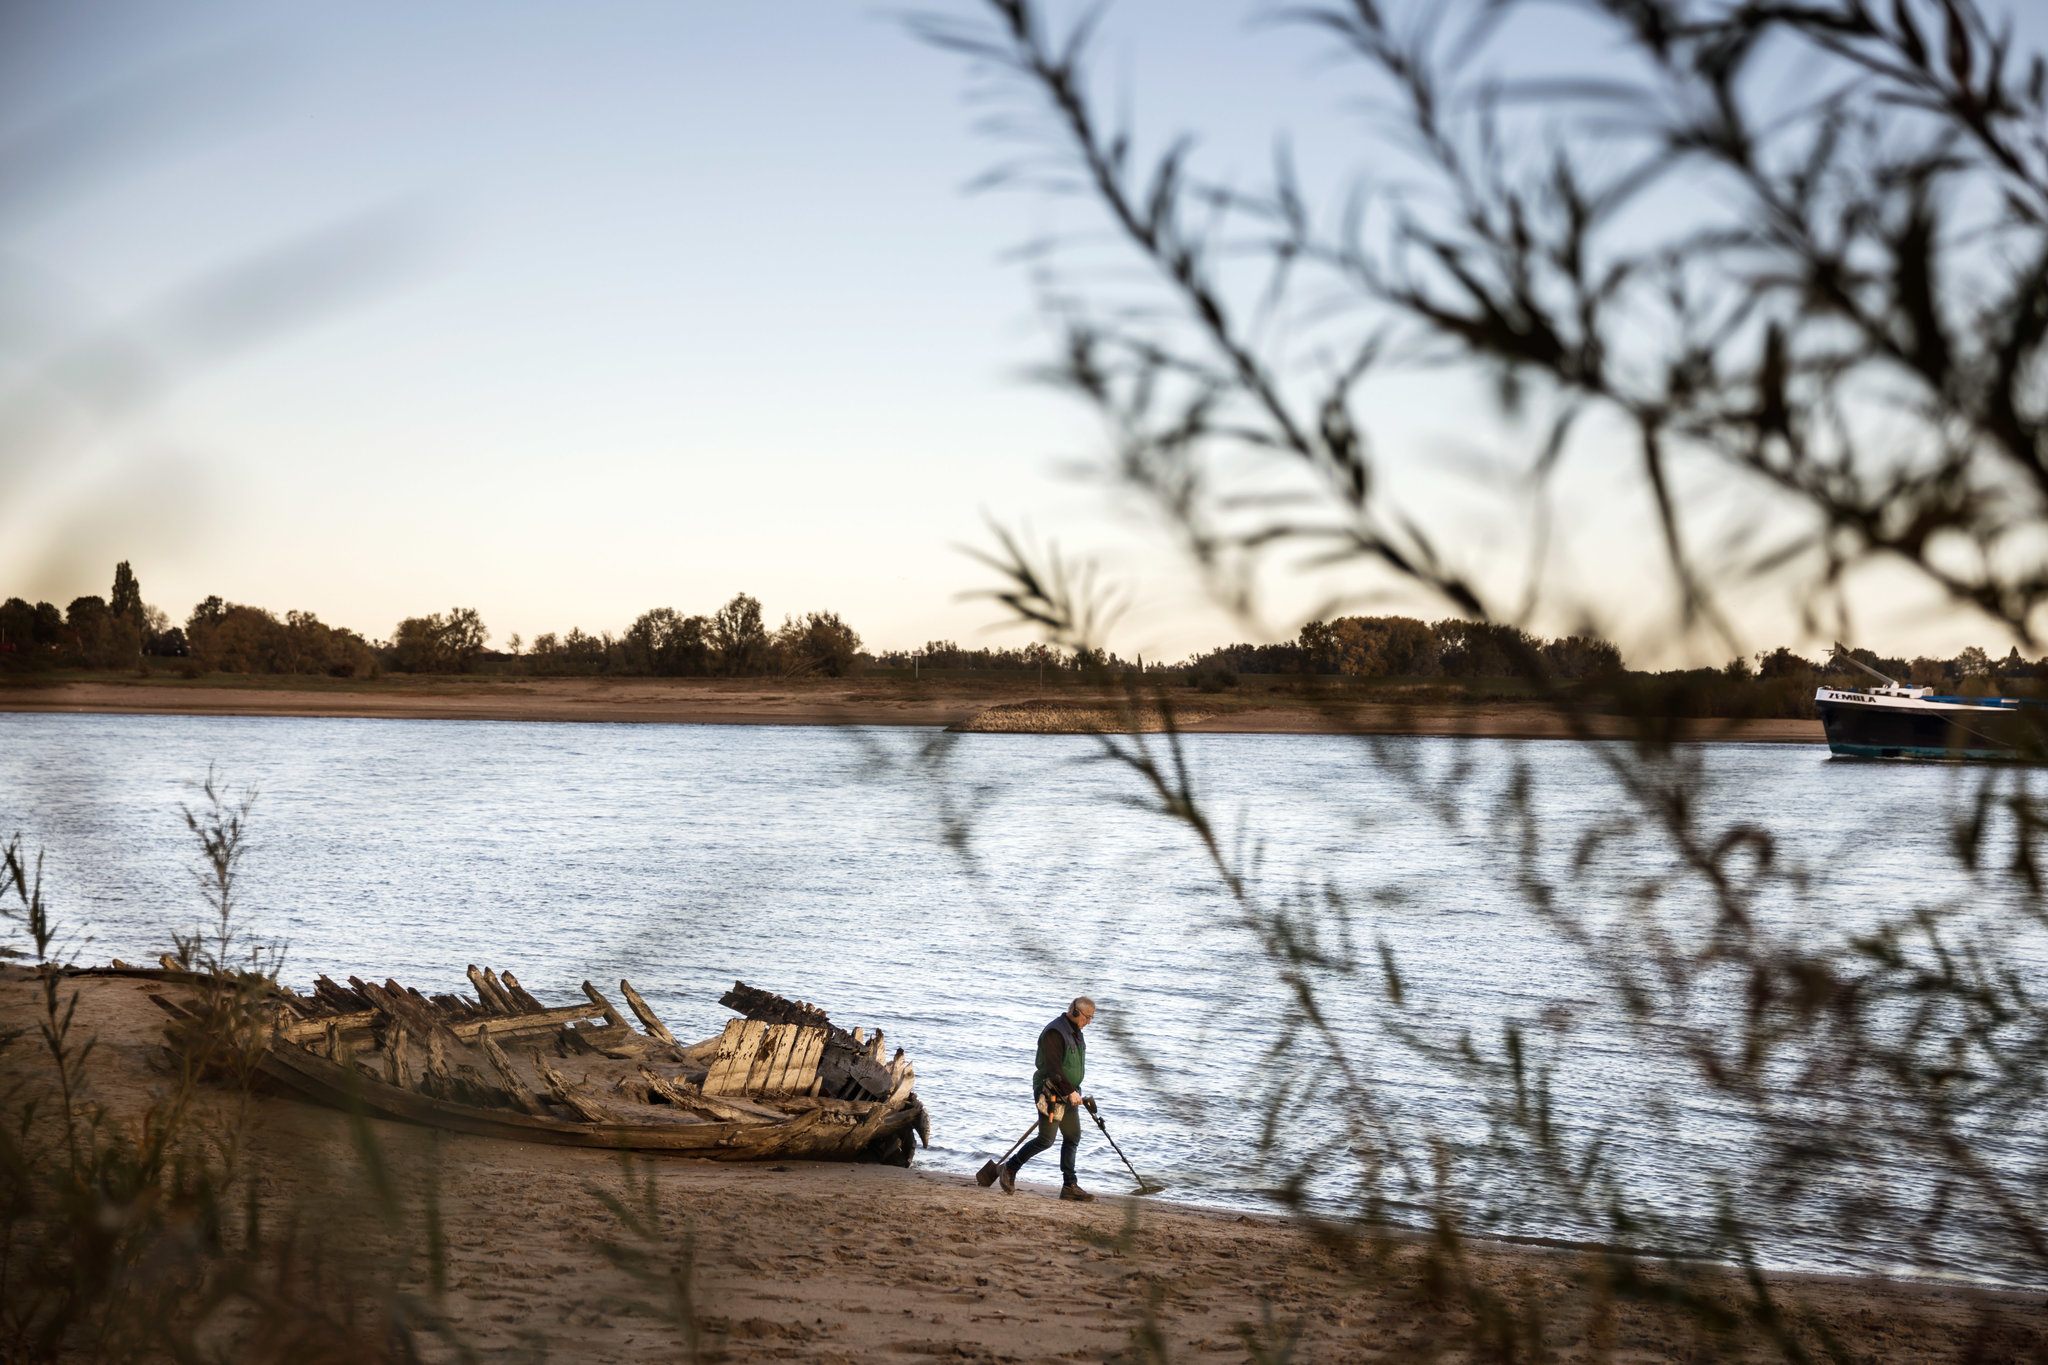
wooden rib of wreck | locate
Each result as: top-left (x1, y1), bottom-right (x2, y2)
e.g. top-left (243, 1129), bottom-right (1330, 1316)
top-left (125, 959), bottom-right (929, 1165)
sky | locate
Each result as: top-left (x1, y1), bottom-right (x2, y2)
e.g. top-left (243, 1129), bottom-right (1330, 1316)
top-left (1, 0), bottom-right (2036, 665)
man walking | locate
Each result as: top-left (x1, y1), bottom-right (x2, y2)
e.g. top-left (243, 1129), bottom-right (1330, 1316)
top-left (995, 996), bottom-right (1095, 1201)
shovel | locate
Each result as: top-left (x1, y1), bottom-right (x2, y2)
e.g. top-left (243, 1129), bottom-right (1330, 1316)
top-left (1085, 1099), bottom-right (1165, 1195)
top-left (976, 1119), bottom-right (1039, 1187)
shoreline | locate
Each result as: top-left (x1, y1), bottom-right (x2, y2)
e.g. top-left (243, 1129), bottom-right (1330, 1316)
top-left (3, 969), bottom-right (2029, 1363)
top-left (0, 676), bottom-right (1825, 744)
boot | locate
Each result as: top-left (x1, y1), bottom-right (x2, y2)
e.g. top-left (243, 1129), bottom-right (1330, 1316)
top-left (1059, 1182), bottom-right (1095, 1202)
top-left (998, 1164), bottom-right (1016, 1195)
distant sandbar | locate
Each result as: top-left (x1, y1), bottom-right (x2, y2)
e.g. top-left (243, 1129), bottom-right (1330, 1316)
top-left (0, 675), bottom-right (1824, 744)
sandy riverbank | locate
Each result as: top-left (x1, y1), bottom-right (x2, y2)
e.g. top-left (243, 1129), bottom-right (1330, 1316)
top-left (0, 675), bottom-right (1824, 743)
top-left (2, 969), bottom-right (2031, 1363)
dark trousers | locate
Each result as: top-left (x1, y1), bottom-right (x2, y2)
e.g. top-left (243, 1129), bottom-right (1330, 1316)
top-left (1006, 1102), bottom-right (1081, 1184)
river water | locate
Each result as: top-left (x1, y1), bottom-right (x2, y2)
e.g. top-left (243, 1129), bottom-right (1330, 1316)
top-left (3, 713), bottom-right (2044, 1288)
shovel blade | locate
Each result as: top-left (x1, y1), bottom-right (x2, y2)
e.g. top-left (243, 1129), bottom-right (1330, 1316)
top-left (976, 1160), bottom-right (1000, 1188)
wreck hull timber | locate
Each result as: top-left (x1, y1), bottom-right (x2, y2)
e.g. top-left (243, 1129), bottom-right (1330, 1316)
top-left (260, 1041), bottom-right (923, 1159)
top-left (118, 962), bottom-right (932, 1166)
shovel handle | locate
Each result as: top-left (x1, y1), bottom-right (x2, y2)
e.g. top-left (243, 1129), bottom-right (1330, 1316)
top-left (995, 1117), bottom-right (1040, 1165)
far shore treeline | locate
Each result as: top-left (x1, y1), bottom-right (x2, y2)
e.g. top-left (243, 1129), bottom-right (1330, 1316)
top-left (3, 562), bottom-right (2045, 718)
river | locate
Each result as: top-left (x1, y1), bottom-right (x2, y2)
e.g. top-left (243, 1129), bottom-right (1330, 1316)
top-left (3, 712), bottom-right (2043, 1288)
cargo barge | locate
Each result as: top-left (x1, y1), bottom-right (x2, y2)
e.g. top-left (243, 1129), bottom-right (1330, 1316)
top-left (1815, 647), bottom-right (2045, 760)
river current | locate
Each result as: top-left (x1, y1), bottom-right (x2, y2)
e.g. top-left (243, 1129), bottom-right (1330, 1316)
top-left (3, 713), bottom-right (2043, 1287)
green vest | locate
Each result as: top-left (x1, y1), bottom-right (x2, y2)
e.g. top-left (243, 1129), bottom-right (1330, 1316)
top-left (1032, 1014), bottom-right (1086, 1095)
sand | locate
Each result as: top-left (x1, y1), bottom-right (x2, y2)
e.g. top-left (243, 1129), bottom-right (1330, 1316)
top-left (0, 676), bottom-right (1824, 744)
top-left (4, 970), bottom-right (2034, 1363)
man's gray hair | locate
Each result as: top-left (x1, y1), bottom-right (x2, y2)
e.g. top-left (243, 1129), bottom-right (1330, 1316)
top-left (1068, 997), bottom-right (1096, 1019)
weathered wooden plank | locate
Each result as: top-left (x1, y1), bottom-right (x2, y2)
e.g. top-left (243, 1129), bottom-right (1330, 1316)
top-left (425, 1026), bottom-right (452, 1089)
top-left (467, 964), bottom-right (516, 1014)
top-left (280, 1000), bottom-right (603, 1046)
top-left (385, 1024), bottom-right (415, 1090)
top-left (476, 1024), bottom-right (549, 1116)
top-left (779, 1030), bottom-right (805, 1089)
top-left (728, 1107), bottom-right (833, 1159)
top-left (453, 1062), bottom-right (494, 1099)
top-left (706, 1019), bottom-right (751, 1095)
top-left (795, 1029), bottom-right (827, 1093)
top-left (697, 1020), bottom-right (741, 1094)
top-left (572, 1021), bottom-right (660, 1060)
top-left (618, 979), bottom-right (679, 1047)
top-left (704, 1020), bottom-right (767, 1096)
top-left (500, 971), bottom-right (548, 1014)
top-left (260, 1042), bottom-right (924, 1158)
top-left (360, 978), bottom-right (425, 1030)
top-left (732, 1020), bottom-right (770, 1094)
top-left (748, 1023), bottom-right (790, 1094)
top-left (314, 975), bottom-right (367, 1012)
top-left (280, 1009), bottom-right (377, 1042)
top-left (530, 1050), bottom-right (618, 1124)
top-left (483, 967), bottom-right (522, 1012)
top-left (755, 1024), bottom-right (801, 1095)
top-left (817, 1038), bottom-right (894, 1102)
top-left (580, 981), bottom-right (632, 1031)
top-left (842, 1094), bottom-right (901, 1151)
top-left (785, 1029), bottom-right (825, 1095)
top-left (635, 1065), bottom-right (694, 1106)
top-left (635, 1065), bottom-right (779, 1123)
top-left (783, 1027), bottom-right (820, 1093)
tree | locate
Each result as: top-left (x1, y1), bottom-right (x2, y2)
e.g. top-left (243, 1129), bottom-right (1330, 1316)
top-left (709, 593), bottom-right (766, 676)
top-left (187, 596), bottom-right (227, 632)
top-left (63, 596), bottom-right (121, 668)
top-left (100, 562), bottom-right (147, 665)
top-left (922, 0), bottom-right (2048, 1351)
top-left (1301, 616), bottom-right (1443, 676)
top-left (182, 599), bottom-right (373, 675)
top-left (390, 607), bottom-right (488, 674)
top-left (108, 562), bottom-right (143, 629)
top-left (771, 611), bottom-right (863, 678)
top-left (622, 607), bottom-right (712, 676)
top-left (390, 617), bottom-right (439, 673)
top-left (0, 598), bottom-right (35, 660)
top-left (526, 627), bottom-right (610, 675)
top-left (438, 607), bottom-right (487, 669)
top-left (65, 596), bottom-right (107, 632)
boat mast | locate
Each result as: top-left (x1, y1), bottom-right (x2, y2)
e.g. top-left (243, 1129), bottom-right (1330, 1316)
top-left (1831, 641), bottom-right (1902, 688)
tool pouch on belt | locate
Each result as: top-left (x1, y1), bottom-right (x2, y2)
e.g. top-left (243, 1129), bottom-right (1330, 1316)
top-left (1036, 1093), bottom-right (1066, 1123)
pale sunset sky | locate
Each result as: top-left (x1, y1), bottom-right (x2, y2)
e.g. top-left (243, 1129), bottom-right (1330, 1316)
top-left (3, 1), bottom-right (2036, 665)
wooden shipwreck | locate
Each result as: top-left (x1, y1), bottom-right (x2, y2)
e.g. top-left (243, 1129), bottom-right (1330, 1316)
top-left (147, 961), bottom-right (928, 1164)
